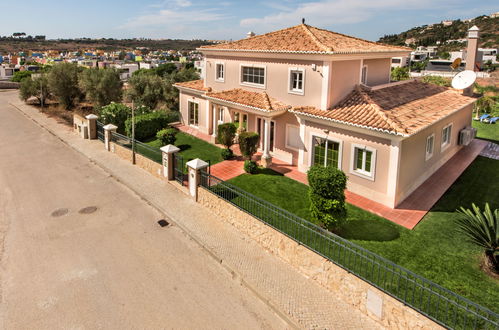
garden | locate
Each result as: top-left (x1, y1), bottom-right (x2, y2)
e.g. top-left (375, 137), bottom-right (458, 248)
top-left (222, 156), bottom-right (499, 312)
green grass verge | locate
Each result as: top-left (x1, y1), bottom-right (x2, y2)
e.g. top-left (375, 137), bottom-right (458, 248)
top-left (472, 120), bottom-right (499, 143)
top-left (226, 159), bottom-right (499, 312)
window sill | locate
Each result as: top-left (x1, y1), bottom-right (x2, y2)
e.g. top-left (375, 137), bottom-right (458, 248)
top-left (350, 169), bottom-right (375, 181)
top-left (288, 89), bottom-right (304, 96)
top-left (441, 142), bottom-right (451, 152)
top-left (240, 81), bottom-right (266, 89)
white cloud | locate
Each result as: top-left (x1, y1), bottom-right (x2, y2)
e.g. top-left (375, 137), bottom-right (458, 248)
top-left (241, 0), bottom-right (453, 31)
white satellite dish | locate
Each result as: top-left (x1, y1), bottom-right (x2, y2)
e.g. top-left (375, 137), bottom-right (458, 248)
top-left (451, 70), bottom-right (477, 90)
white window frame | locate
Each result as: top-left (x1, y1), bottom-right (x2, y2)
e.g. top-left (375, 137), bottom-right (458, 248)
top-left (361, 65), bottom-right (368, 85)
top-left (285, 124), bottom-right (301, 151)
top-left (187, 100), bottom-right (199, 127)
top-left (350, 143), bottom-right (376, 181)
top-left (288, 67), bottom-right (305, 95)
top-left (215, 61), bottom-right (225, 82)
top-left (240, 63), bottom-right (266, 89)
top-left (218, 106), bottom-right (224, 123)
top-left (309, 134), bottom-right (343, 170)
top-left (425, 134), bottom-right (435, 161)
top-left (441, 123), bottom-right (453, 151)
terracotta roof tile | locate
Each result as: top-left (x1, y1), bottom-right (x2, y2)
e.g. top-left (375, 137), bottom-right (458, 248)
top-left (206, 88), bottom-right (290, 113)
top-left (201, 24), bottom-right (410, 54)
top-left (290, 80), bottom-right (476, 136)
top-left (174, 79), bottom-right (211, 92)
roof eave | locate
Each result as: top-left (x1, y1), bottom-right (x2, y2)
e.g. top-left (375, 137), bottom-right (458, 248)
top-left (205, 95), bottom-right (289, 116)
top-left (198, 48), bottom-right (410, 55)
top-left (174, 84), bottom-right (207, 95)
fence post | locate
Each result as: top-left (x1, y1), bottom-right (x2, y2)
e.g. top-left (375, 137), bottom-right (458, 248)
top-left (86, 114), bottom-right (98, 139)
top-left (103, 124), bottom-right (117, 151)
top-left (186, 158), bottom-right (209, 201)
top-left (160, 144), bottom-right (180, 180)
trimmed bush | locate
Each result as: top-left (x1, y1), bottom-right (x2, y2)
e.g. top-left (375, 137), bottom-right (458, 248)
top-left (307, 165), bottom-right (347, 230)
top-left (239, 131), bottom-right (260, 160)
top-left (98, 103), bottom-right (131, 134)
top-left (221, 148), bottom-right (233, 160)
top-left (244, 160), bottom-right (258, 174)
top-left (217, 123), bottom-right (237, 149)
top-left (156, 128), bottom-right (178, 146)
top-left (125, 111), bottom-right (177, 141)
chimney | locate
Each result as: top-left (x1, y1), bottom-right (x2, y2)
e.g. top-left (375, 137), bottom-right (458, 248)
top-left (246, 31), bottom-right (255, 39)
top-left (465, 26), bottom-right (479, 71)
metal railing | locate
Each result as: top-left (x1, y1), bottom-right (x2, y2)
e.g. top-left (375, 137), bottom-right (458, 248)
top-left (199, 171), bottom-right (499, 330)
top-left (173, 153), bottom-right (186, 186)
top-left (110, 131), bottom-right (162, 164)
top-left (96, 121), bottom-right (104, 142)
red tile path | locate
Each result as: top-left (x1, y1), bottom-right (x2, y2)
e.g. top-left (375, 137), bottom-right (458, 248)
top-left (173, 124), bottom-right (487, 230)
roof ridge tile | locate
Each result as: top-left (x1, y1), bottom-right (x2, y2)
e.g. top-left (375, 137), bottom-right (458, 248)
top-left (301, 24), bottom-right (333, 52)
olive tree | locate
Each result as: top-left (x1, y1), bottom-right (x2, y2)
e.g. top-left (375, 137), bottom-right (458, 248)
top-left (79, 68), bottom-right (122, 108)
top-left (126, 74), bottom-right (165, 109)
top-left (47, 62), bottom-right (81, 109)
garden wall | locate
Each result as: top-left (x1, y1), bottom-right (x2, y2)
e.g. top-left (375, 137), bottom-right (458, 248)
top-left (197, 187), bottom-right (443, 330)
top-left (110, 142), bottom-right (163, 179)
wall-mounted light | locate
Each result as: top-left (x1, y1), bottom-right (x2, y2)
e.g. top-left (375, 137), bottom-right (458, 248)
top-left (311, 63), bottom-right (317, 71)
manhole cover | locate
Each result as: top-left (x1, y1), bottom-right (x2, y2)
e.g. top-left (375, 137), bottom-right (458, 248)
top-left (51, 208), bottom-right (69, 217)
top-left (79, 206), bottom-right (98, 214)
top-left (157, 219), bottom-right (170, 227)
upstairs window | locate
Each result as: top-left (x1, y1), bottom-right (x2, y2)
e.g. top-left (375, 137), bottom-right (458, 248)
top-left (426, 134), bottom-right (435, 160)
top-left (289, 68), bottom-right (304, 94)
top-left (361, 65), bottom-right (368, 85)
top-left (241, 65), bottom-right (265, 86)
top-left (441, 124), bottom-right (452, 150)
top-left (215, 63), bottom-right (224, 82)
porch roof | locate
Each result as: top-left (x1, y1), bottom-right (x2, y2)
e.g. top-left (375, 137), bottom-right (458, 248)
top-left (290, 80), bottom-right (476, 137)
top-left (174, 79), bottom-right (211, 93)
top-left (206, 88), bottom-right (291, 114)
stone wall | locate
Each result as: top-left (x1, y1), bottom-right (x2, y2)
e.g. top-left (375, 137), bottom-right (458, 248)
top-left (0, 81), bottom-right (19, 89)
top-left (197, 188), bottom-right (442, 330)
top-left (110, 142), bottom-right (163, 179)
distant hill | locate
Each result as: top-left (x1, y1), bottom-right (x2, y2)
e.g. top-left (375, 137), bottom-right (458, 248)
top-left (0, 38), bottom-right (214, 53)
top-left (378, 15), bottom-right (499, 50)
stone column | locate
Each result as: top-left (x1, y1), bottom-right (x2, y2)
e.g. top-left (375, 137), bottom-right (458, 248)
top-left (103, 124), bottom-right (117, 151)
top-left (297, 117), bottom-right (307, 172)
top-left (186, 158), bottom-right (209, 201)
top-left (212, 104), bottom-right (217, 143)
top-left (86, 114), bottom-right (98, 139)
top-left (160, 144), bottom-right (180, 180)
top-left (261, 118), bottom-right (272, 168)
top-left (237, 111), bottom-right (245, 134)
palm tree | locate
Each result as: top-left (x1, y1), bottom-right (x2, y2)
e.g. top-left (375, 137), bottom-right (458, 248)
top-left (456, 203), bottom-right (498, 273)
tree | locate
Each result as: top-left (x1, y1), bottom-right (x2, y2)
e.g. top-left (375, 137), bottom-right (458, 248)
top-left (307, 165), bottom-right (347, 231)
top-left (456, 203), bottom-right (498, 274)
top-left (164, 67), bottom-right (200, 110)
top-left (390, 67), bottom-right (410, 81)
top-left (126, 73), bottom-right (165, 109)
top-left (217, 123), bottom-right (237, 159)
top-left (11, 70), bottom-right (33, 82)
top-left (79, 68), bottom-right (122, 108)
top-left (47, 62), bottom-right (81, 109)
top-left (98, 103), bottom-right (131, 134)
top-left (19, 74), bottom-right (49, 106)
top-left (238, 132), bottom-right (259, 160)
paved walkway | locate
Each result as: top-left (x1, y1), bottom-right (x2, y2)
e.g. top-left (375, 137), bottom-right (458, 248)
top-left (173, 124), bottom-right (487, 229)
top-left (8, 93), bottom-right (381, 330)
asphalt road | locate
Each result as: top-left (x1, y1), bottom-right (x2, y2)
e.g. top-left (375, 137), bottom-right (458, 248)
top-left (0, 91), bottom-right (287, 329)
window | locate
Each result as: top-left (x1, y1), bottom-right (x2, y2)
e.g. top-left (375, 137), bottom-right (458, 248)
top-left (215, 63), bottom-right (224, 82)
top-left (289, 68), bottom-right (304, 94)
top-left (312, 136), bottom-right (341, 168)
top-left (441, 124), bottom-right (452, 150)
top-left (351, 144), bottom-right (376, 180)
top-left (361, 65), bottom-right (368, 84)
top-left (241, 65), bottom-right (265, 86)
top-left (391, 58), bottom-right (401, 64)
top-left (218, 107), bottom-right (224, 122)
top-left (188, 101), bottom-right (199, 126)
top-left (426, 134), bottom-right (435, 160)
top-left (286, 125), bottom-right (301, 150)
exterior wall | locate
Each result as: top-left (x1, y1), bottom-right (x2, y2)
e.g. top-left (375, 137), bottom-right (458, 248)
top-left (302, 119), bottom-right (393, 206)
top-left (271, 112), bottom-right (300, 165)
top-left (363, 58), bottom-right (391, 86)
top-left (205, 55), bottom-right (324, 108)
top-left (329, 59), bottom-right (361, 107)
top-left (198, 188), bottom-right (443, 330)
top-left (396, 105), bottom-right (473, 205)
top-left (179, 91), bottom-right (210, 134)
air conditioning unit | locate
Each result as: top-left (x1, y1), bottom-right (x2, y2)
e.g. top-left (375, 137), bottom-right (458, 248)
top-left (459, 127), bottom-right (476, 146)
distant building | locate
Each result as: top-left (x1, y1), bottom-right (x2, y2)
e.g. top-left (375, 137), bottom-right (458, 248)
top-left (441, 20), bottom-right (453, 26)
top-left (391, 56), bottom-right (409, 68)
top-left (490, 12), bottom-right (499, 18)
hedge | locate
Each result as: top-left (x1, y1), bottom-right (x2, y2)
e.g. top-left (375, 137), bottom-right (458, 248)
top-left (125, 111), bottom-right (179, 141)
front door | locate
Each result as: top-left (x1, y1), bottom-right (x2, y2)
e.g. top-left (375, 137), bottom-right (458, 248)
top-left (312, 136), bottom-right (340, 168)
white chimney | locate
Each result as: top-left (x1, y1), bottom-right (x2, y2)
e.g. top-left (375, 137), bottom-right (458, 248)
top-left (246, 31), bottom-right (255, 39)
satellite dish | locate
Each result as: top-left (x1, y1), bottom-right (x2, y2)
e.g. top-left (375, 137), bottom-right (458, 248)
top-left (451, 70), bottom-right (476, 90)
top-left (450, 58), bottom-right (462, 70)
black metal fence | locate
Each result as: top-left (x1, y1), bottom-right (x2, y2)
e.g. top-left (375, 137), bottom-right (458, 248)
top-left (97, 121), bottom-right (104, 142)
top-left (173, 153), bottom-right (186, 186)
top-left (199, 171), bottom-right (499, 330)
top-left (110, 131), bottom-right (162, 164)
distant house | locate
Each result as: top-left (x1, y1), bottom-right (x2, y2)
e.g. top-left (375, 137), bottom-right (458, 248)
top-left (175, 23), bottom-right (477, 208)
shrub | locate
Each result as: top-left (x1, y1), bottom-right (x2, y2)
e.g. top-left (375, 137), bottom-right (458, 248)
top-left (239, 131), bottom-right (260, 160)
top-left (217, 123), bottom-right (237, 149)
top-left (390, 67), bottom-right (410, 81)
top-left (421, 75), bottom-right (451, 87)
top-left (221, 148), bottom-right (234, 160)
top-left (156, 128), bottom-right (177, 146)
top-left (244, 160), bottom-right (258, 174)
top-left (125, 111), bottom-right (175, 141)
top-left (456, 203), bottom-right (498, 273)
top-left (11, 70), bottom-right (33, 82)
top-left (307, 165), bottom-right (347, 230)
top-left (98, 103), bottom-right (131, 134)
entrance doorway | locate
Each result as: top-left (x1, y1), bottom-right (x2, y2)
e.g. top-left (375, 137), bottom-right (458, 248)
top-left (256, 117), bottom-right (275, 152)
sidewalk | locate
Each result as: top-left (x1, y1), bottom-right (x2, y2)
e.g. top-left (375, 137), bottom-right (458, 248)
top-left (8, 95), bottom-right (380, 329)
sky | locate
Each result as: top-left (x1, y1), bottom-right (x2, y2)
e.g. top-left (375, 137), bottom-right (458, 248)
top-left (0, 0), bottom-right (497, 42)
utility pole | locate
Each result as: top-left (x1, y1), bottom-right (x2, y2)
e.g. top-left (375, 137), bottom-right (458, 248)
top-left (131, 100), bottom-right (136, 165)
top-left (40, 73), bottom-right (44, 112)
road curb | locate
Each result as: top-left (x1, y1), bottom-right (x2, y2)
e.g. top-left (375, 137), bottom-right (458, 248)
top-left (9, 101), bottom-right (301, 330)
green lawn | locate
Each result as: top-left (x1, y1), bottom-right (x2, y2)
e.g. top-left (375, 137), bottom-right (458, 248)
top-left (226, 158), bottom-right (499, 311)
top-left (473, 120), bottom-right (499, 143)
top-left (145, 132), bottom-right (223, 165)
